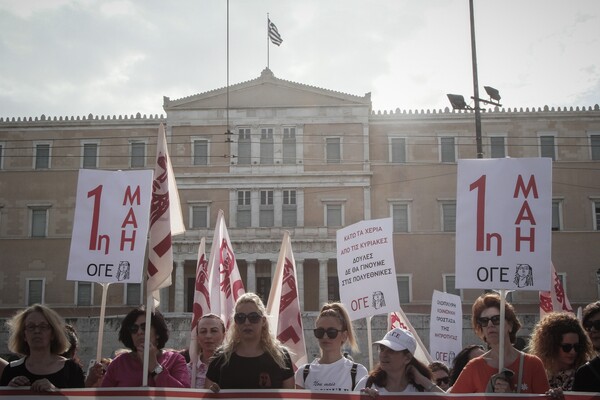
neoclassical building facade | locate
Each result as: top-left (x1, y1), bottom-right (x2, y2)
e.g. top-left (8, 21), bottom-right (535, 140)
top-left (1, 68), bottom-right (599, 319)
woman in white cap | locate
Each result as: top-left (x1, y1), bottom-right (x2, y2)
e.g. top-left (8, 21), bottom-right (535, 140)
top-left (355, 328), bottom-right (444, 395)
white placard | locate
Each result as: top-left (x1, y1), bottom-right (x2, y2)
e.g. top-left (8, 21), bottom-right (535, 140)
top-left (429, 290), bottom-right (462, 367)
top-left (336, 217), bottom-right (400, 321)
top-left (67, 169), bottom-right (153, 284)
top-left (455, 158), bottom-right (552, 291)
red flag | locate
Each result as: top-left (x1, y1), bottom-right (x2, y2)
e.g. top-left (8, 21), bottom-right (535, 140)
top-left (539, 263), bottom-right (573, 317)
top-left (189, 237), bottom-right (210, 388)
top-left (266, 231), bottom-right (307, 371)
top-left (388, 309), bottom-right (433, 365)
top-left (207, 210), bottom-right (245, 328)
top-left (147, 124), bottom-right (174, 307)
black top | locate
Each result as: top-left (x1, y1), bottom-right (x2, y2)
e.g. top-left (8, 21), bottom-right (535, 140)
top-left (572, 355), bottom-right (600, 392)
top-left (206, 348), bottom-right (294, 389)
top-left (0, 357), bottom-right (85, 388)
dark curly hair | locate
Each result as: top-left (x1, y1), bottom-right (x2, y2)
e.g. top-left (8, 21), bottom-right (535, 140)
top-left (449, 344), bottom-right (485, 385)
top-left (118, 306), bottom-right (169, 351)
top-left (472, 293), bottom-right (521, 344)
top-left (582, 301), bottom-right (600, 327)
top-left (527, 312), bottom-right (593, 374)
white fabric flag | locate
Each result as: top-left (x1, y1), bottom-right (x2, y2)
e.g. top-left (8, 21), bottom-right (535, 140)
top-left (147, 123), bottom-right (175, 308)
top-left (207, 210), bottom-right (245, 327)
top-left (189, 237), bottom-right (209, 388)
top-left (266, 231), bottom-right (307, 371)
top-left (388, 309), bottom-right (433, 365)
top-left (539, 263), bottom-right (574, 317)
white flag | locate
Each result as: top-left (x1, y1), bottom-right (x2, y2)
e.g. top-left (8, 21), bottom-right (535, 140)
top-left (266, 231), bottom-right (307, 370)
top-left (147, 124), bottom-right (175, 307)
top-left (207, 210), bottom-right (245, 327)
top-left (539, 263), bottom-right (573, 317)
top-left (388, 309), bottom-right (433, 365)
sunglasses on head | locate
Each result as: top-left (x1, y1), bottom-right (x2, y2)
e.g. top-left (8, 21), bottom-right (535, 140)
top-left (234, 312), bottom-right (262, 324)
top-left (129, 323), bottom-right (146, 334)
top-left (477, 315), bottom-right (502, 327)
top-left (436, 377), bottom-right (450, 386)
top-left (313, 327), bottom-right (342, 339)
top-left (560, 343), bottom-right (583, 353)
top-left (583, 320), bottom-right (600, 332)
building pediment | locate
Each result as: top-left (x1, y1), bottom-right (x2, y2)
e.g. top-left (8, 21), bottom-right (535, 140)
top-left (163, 68), bottom-right (371, 111)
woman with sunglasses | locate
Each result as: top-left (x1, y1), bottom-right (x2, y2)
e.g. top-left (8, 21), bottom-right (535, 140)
top-left (0, 304), bottom-right (85, 391)
top-left (449, 293), bottom-right (549, 393)
top-left (205, 293), bottom-right (294, 390)
top-left (294, 302), bottom-right (368, 391)
top-left (528, 312), bottom-right (593, 390)
top-left (573, 300), bottom-right (600, 392)
top-left (187, 313), bottom-right (225, 388)
top-left (101, 306), bottom-right (190, 388)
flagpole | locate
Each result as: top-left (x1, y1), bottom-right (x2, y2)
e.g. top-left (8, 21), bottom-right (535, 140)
top-left (498, 289), bottom-right (507, 374)
top-left (267, 13), bottom-right (270, 69)
top-left (142, 293), bottom-right (153, 386)
top-left (94, 283), bottom-right (110, 362)
top-left (367, 316), bottom-right (373, 370)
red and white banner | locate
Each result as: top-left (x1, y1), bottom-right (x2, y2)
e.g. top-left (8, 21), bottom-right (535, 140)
top-left (67, 169), bottom-right (152, 284)
top-left (208, 209), bottom-right (245, 327)
top-left (539, 263), bottom-right (574, 317)
top-left (148, 124), bottom-right (182, 307)
top-left (189, 237), bottom-right (209, 388)
top-left (388, 308), bottom-right (433, 365)
top-left (266, 231), bottom-right (307, 371)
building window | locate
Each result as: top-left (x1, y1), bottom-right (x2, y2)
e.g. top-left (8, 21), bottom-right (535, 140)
top-left (396, 275), bottom-right (411, 304)
top-left (259, 190), bottom-right (274, 227)
top-left (283, 127), bottom-right (296, 164)
top-left (490, 136), bottom-right (506, 158)
top-left (238, 128), bottom-right (251, 165)
top-left (30, 207), bottom-right (48, 237)
top-left (326, 137), bottom-right (341, 164)
top-left (590, 134), bottom-right (600, 161)
top-left (193, 139), bottom-right (208, 166)
top-left (282, 190), bottom-right (297, 227)
top-left (326, 204), bottom-right (343, 227)
top-left (82, 143), bottom-right (98, 169)
top-left (260, 128), bottom-right (274, 165)
top-left (390, 137), bottom-right (406, 163)
top-left (441, 202), bottom-right (456, 232)
top-left (190, 205), bottom-right (209, 229)
top-left (76, 281), bottom-right (93, 306)
top-left (552, 200), bottom-right (562, 231)
top-left (440, 137), bottom-right (456, 163)
top-left (594, 201), bottom-right (600, 231)
top-left (237, 190), bottom-right (251, 228)
top-left (391, 203), bottom-right (409, 233)
top-left (443, 274), bottom-right (462, 297)
top-left (540, 135), bottom-right (556, 160)
top-left (130, 141), bottom-right (146, 168)
top-left (34, 143), bottom-right (50, 169)
top-left (125, 283), bottom-right (141, 306)
top-left (27, 278), bottom-right (45, 305)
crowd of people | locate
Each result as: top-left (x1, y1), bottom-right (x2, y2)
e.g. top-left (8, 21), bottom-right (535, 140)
top-left (1, 295), bottom-right (599, 394)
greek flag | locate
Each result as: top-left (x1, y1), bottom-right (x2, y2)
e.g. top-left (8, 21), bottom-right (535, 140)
top-left (268, 18), bottom-right (283, 46)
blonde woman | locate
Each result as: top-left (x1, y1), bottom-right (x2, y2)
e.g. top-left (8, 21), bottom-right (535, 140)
top-left (205, 293), bottom-right (294, 390)
top-left (295, 302), bottom-right (368, 391)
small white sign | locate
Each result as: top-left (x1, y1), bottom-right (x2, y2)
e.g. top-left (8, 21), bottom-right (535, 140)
top-left (429, 290), bottom-right (463, 367)
top-left (455, 158), bottom-right (552, 291)
top-left (336, 217), bottom-right (400, 321)
top-left (67, 169), bottom-right (153, 284)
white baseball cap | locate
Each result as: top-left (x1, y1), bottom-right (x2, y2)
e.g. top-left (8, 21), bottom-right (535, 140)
top-left (374, 328), bottom-right (417, 354)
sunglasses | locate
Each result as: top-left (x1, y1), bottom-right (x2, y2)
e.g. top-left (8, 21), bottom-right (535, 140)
top-left (477, 315), bottom-right (502, 327)
top-left (560, 343), bottom-right (583, 353)
top-left (129, 323), bottom-right (146, 334)
top-left (436, 377), bottom-right (450, 386)
top-left (234, 312), bottom-right (262, 324)
top-left (313, 327), bottom-right (342, 339)
top-left (583, 320), bottom-right (600, 332)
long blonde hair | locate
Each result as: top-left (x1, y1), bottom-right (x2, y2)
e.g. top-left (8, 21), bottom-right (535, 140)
top-left (318, 302), bottom-right (360, 353)
top-left (7, 304), bottom-right (70, 356)
top-left (220, 293), bottom-right (288, 368)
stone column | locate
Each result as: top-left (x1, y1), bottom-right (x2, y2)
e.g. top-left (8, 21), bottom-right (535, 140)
top-left (174, 260), bottom-right (185, 313)
top-left (296, 259), bottom-right (304, 310)
top-left (247, 259), bottom-right (256, 293)
top-left (319, 259), bottom-right (328, 307)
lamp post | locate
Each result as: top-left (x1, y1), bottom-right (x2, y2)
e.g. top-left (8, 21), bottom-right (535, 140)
top-left (447, 0), bottom-right (502, 159)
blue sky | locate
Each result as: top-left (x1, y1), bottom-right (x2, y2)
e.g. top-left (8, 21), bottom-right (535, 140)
top-left (1, 0), bottom-right (599, 118)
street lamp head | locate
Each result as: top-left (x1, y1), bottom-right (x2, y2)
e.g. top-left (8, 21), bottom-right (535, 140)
top-left (447, 94), bottom-right (469, 110)
top-left (484, 86), bottom-right (501, 102)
